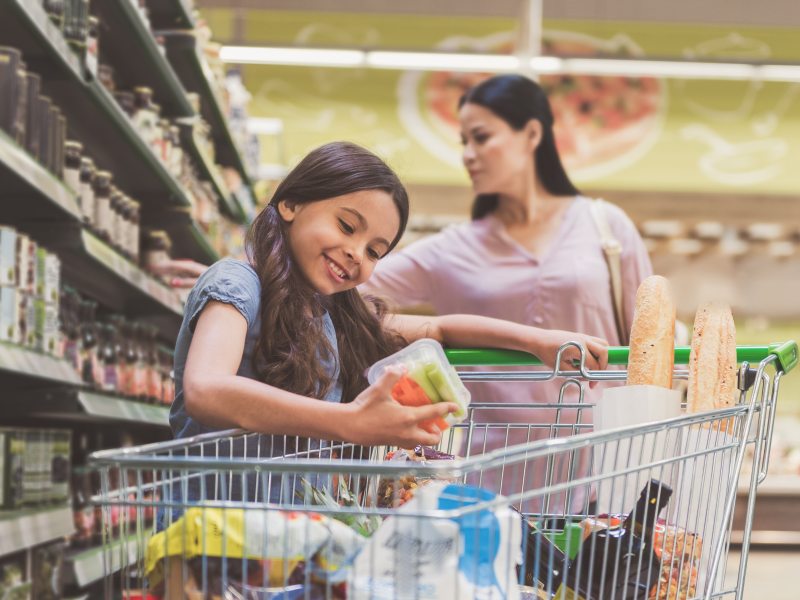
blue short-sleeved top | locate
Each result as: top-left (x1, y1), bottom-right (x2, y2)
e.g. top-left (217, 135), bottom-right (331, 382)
top-left (170, 258), bottom-right (343, 439)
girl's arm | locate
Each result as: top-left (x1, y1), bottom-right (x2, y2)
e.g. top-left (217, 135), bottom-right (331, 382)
top-left (184, 301), bottom-right (456, 446)
top-left (386, 313), bottom-right (609, 370)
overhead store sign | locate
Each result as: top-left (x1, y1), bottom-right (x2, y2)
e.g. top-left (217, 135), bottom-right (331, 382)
top-left (204, 9), bottom-right (800, 193)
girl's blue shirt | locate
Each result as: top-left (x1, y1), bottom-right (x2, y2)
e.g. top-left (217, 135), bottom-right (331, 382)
top-left (169, 258), bottom-right (343, 439)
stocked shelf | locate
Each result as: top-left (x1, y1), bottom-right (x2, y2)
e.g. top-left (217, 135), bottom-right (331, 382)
top-left (155, 206), bottom-right (220, 264)
top-left (64, 534), bottom-right (139, 588)
top-left (144, 0), bottom-right (196, 30)
top-left (0, 342), bottom-right (82, 387)
top-left (0, 505), bottom-right (74, 558)
top-left (160, 31), bottom-right (253, 216)
top-left (0, 0), bottom-right (221, 264)
top-left (7, 388), bottom-right (170, 428)
top-left (0, 130), bottom-right (81, 223)
top-left (19, 223), bottom-right (183, 338)
top-left (178, 119), bottom-right (243, 221)
top-left (92, 0), bottom-right (194, 118)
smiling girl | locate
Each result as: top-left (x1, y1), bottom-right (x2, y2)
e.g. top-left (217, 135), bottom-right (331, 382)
top-left (173, 141), bottom-right (607, 451)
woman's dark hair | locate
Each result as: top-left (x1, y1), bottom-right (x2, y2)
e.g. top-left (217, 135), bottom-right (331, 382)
top-left (459, 74), bottom-right (580, 220)
top-left (246, 141), bottom-right (408, 402)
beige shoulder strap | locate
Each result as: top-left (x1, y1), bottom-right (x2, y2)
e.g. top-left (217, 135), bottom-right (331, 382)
top-left (589, 199), bottom-right (628, 345)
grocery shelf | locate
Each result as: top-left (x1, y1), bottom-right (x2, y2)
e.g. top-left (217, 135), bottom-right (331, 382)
top-left (160, 31), bottom-right (253, 219)
top-left (64, 534), bottom-right (139, 588)
top-left (0, 505), bottom-right (74, 558)
top-left (6, 388), bottom-right (170, 428)
top-left (0, 342), bottom-right (82, 387)
top-left (0, 130), bottom-right (82, 222)
top-left (144, 0), bottom-right (196, 30)
top-left (19, 222), bottom-right (183, 338)
top-left (92, 0), bottom-right (194, 118)
top-left (0, 0), bottom-right (220, 263)
top-left (151, 206), bottom-right (221, 265)
top-left (734, 474), bottom-right (800, 547)
top-left (177, 119), bottom-right (245, 221)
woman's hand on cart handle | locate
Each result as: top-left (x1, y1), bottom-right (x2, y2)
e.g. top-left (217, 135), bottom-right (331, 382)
top-left (345, 367), bottom-right (458, 447)
top-left (530, 329), bottom-right (609, 372)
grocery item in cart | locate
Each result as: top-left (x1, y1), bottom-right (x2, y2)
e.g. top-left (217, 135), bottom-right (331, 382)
top-left (367, 338), bottom-right (470, 432)
top-left (594, 276), bottom-right (681, 514)
top-left (558, 480), bottom-right (672, 600)
top-left (686, 301), bottom-right (737, 429)
top-left (375, 445), bottom-right (456, 508)
top-left (626, 275), bottom-right (676, 388)
top-left (145, 505), bottom-right (364, 595)
top-left (350, 482), bottom-right (522, 600)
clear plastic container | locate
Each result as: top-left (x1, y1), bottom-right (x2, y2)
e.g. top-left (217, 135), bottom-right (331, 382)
top-left (367, 338), bottom-right (470, 427)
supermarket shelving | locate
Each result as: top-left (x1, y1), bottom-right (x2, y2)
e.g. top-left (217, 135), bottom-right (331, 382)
top-left (64, 534), bottom-right (140, 588)
top-left (144, 0), bottom-right (196, 30)
top-left (19, 223), bottom-right (184, 338)
top-left (0, 505), bottom-right (74, 558)
top-left (0, 342), bottom-right (82, 387)
top-left (0, 0), bottom-right (226, 261)
top-left (160, 31), bottom-right (255, 218)
top-left (0, 130), bottom-right (82, 222)
top-left (178, 119), bottom-right (245, 221)
top-left (7, 388), bottom-right (170, 428)
top-left (91, 0), bottom-right (195, 118)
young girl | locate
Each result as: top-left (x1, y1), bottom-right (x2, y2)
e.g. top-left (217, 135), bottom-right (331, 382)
top-left (172, 141), bottom-right (608, 452)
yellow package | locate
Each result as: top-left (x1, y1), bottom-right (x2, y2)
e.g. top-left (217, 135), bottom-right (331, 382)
top-left (145, 506), bottom-right (332, 588)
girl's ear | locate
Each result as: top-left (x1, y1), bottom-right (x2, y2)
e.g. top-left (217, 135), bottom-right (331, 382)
top-left (277, 199), bottom-right (297, 223)
top-left (525, 118), bottom-right (543, 152)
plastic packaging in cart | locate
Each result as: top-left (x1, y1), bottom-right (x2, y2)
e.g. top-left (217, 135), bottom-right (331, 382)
top-left (375, 446), bottom-right (457, 508)
top-left (144, 506), bottom-right (365, 592)
top-left (349, 482), bottom-right (522, 600)
top-left (367, 338), bottom-right (470, 430)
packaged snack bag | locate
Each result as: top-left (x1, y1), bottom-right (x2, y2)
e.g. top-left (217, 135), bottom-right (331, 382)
top-left (367, 339), bottom-right (470, 432)
top-left (376, 445), bottom-right (456, 508)
top-left (349, 482), bottom-right (522, 600)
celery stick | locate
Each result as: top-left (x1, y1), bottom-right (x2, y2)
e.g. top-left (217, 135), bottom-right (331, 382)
top-left (408, 364), bottom-right (442, 403)
top-left (423, 361), bottom-right (466, 416)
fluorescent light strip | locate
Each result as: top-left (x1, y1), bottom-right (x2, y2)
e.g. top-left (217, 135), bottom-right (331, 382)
top-left (220, 45), bottom-right (800, 82)
top-left (219, 45), bottom-right (364, 67)
top-left (368, 51), bottom-right (519, 72)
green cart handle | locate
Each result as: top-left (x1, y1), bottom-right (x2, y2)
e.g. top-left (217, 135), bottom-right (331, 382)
top-left (445, 341), bottom-right (799, 374)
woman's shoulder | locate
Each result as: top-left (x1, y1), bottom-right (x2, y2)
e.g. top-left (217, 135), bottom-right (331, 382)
top-left (580, 195), bottom-right (638, 232)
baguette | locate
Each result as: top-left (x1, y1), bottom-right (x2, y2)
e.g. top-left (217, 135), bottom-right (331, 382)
top-left (626, 275), bottom-right (676, 388)
top-left (686, 302), bottom-right (737, 427)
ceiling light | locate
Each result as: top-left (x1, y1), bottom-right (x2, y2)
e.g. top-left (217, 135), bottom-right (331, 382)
top-left (220, 45), bottom-right (800, 83)
top-left (563, 58), bottom-right (756, 80)
top-left (367, 51), bottom-right (519, 72)
top-left (219, 46), bottom-right (365, 68)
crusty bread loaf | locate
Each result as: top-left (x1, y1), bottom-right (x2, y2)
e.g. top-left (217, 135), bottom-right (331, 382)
top-left (687, 302), bottom-right (737, 426)
top-left (627, 275), bottom-right (676, 388)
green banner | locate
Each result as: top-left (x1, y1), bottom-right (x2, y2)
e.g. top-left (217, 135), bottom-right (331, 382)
top-left (204, 10), bottom-right (800, 193)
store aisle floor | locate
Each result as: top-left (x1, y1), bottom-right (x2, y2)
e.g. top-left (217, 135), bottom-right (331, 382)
top-left (725, 549), bottom-right (800, 599)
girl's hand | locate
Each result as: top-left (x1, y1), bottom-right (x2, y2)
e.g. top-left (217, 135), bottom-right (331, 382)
top-left (345, 368), bottom-right (459, 447)
top-left (529, 328), bottom-right (609, 372)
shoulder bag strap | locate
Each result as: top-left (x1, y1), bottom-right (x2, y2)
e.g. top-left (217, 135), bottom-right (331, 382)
top-left (589, 199), bottom-right (628, 345)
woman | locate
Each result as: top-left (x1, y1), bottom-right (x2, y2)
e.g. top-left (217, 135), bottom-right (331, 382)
top-left (361, 74), bottom-right (652, 513)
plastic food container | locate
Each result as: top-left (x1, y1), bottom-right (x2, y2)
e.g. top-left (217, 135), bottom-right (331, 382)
top-left (367, 338), bottom-right (470, 429)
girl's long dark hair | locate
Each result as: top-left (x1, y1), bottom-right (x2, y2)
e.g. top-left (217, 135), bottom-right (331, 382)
top-left (459, 74), bottom-right (580, 220)
top-left (246, 141), bottom-right (408, 402)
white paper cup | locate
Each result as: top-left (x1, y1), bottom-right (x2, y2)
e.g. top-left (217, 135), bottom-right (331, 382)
top-left (593, 385), bottom-right (682, 515)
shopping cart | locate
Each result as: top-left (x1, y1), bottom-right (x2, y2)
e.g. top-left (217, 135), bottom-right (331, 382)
top-left (90, 341), bottom-right (798, 600)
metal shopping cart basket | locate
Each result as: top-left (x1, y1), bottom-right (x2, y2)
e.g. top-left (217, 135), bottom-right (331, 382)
top-left (90, 341), bottom-right (798, 600)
